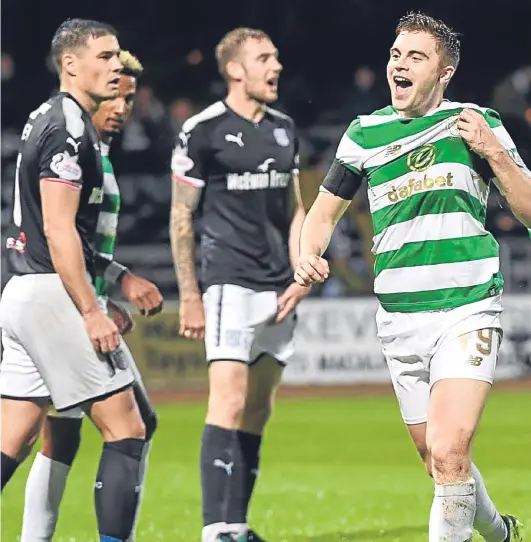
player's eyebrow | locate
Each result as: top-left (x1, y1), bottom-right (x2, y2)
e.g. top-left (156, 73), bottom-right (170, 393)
top-left (390, 47), bottom-right (429, 59)
top-left (98, 48), bottom-right (120, 58)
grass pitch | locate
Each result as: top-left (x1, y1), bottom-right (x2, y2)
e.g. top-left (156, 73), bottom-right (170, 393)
top-left (2, 388), bottom-right (530, 541)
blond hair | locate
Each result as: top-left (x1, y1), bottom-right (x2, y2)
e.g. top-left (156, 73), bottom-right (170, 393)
top-left (119, 50), bottom-right (143, 77)
top-left (215, 27), bottom-right (270, 80)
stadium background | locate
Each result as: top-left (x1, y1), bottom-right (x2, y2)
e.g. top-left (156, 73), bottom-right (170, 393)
top-left (1, 0), bottom-right (531, 540)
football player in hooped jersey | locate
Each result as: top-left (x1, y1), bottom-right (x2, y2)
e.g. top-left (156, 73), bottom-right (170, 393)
top-left (170, 27), bottom-right (308, 542)
top-left (295, 12), bottom-right (528, 542)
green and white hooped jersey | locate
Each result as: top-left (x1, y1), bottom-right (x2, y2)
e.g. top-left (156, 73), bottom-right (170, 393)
top-left (93, 141), bottom-right (120, 313)
top-left (335, 100), bottom-right (531, 313)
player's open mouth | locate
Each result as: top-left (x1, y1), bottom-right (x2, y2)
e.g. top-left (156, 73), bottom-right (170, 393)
top-left (109, 77), bottom-right (120, 87)
top-left (393, 75), bottom-right (413, 97)
top-left (266, 77), bottom-right (278, 90)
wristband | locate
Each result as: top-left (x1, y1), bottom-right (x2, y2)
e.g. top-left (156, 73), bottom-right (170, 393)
top-left (104, 261), bottom-right (129, 284)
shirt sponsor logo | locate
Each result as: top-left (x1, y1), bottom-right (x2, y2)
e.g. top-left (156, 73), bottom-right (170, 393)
top-left (50, 150), bottom-right (82, 181)
top-left (227, 171), bottom-right (291, 191)
top-left (387, 173), bottom-right (454, 202)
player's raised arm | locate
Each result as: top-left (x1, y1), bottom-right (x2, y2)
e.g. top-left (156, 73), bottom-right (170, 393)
top-left (40, 130), bottom-right (101, 318)
top-left (458, 107), bottom-right (531, 227)
top-left (169, 126), bottom-right (206, 339)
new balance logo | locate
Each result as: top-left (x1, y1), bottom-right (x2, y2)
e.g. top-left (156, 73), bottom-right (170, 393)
top-left (225, 132), bottom-right (244, 147)
top-left (257, 158), bottom-right (275, 172)
top-left (468, 355), bottom-right (483, 366)
top-left (213, 459), bottom-right (234, 475)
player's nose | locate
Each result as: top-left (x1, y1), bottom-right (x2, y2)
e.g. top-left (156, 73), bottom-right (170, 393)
top-left (111, 53), bottom-right (122, 73)
top-left (114, 99), bottom-right (126, 115)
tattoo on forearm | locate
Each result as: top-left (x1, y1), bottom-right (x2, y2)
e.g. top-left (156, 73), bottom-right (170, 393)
top-left (170, 182), bottom-right (201, 297)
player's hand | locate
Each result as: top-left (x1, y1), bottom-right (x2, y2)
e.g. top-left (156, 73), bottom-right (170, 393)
top-left (275, 282), bottom-right (310, 323)
top-left (120, 273), bottom-right (164, 317)
top-left (83, 308), bottom-right (120, 354)
top-left (294, 254), bottom-right (330, 287)
top-left (179, 295), bottom-right (205, 340)
top-left (108, 298), bottom-right (135, 335)
top-left (457, 109), bottom-right (503, 159)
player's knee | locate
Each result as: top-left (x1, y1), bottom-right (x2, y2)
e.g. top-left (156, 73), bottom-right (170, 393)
top-left (208, 391), bottom-right (246, 427)
top-left (91, 389), bottom-right (146, 442)
top-left (428, 434), bottom-right (471, 481)
top-left (43, 416), bottom-right (83, 466)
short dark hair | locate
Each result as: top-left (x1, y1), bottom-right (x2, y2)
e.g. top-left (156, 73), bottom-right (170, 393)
top-left (215, 27), bottom-right (271, 81)
top-left (51, 18), bottom-right (117, 74)
top-left (396, 12), bottom-right (461, 68)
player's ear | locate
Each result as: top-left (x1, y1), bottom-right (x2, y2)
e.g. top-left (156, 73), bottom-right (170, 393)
top-left (439, 65), bottom-right (455, 86)
top-left (62, 52), bottom-right (78, 77)
top-left (225, 60), bottom-right (244, 82)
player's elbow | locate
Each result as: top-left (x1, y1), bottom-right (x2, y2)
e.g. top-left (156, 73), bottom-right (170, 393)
top-left (43, 217), bottom-right (76, 245)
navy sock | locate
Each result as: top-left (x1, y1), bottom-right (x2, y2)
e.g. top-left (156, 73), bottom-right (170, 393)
top-left (95, 438), bottom-right (145, 541)
top-left (1, 451), bottom-right (19, 491)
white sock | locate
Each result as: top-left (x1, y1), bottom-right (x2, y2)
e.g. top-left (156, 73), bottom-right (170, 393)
top-left (429, 478), bottom-right (476, 542)
top-left (127, 441), bottom-right (152, 542)
top-left (202, 522), bottom-right (228, 542)
top-left (224, 523), bottom-right (248, 538)
top-left (471, 464), bottom-right (508, 542)
top-left (21, 452), bottom-right (71, 542)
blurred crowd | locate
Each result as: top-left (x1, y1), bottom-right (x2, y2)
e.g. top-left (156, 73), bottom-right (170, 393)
top-left (2, 51), bottom-right (531, 298)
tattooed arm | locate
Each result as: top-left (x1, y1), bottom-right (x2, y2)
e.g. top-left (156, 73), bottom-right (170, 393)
top-left (170, 122), bottom-right (208, 340)
top-left (170, 180), bottom-right (202, 299)
top-left (170, 177), bottom-right (205, 339)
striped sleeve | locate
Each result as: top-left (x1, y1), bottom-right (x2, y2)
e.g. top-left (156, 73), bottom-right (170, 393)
top-left (335, 118), bottom-right (366, 176)
top-left (487, 109), bottom-right (531, 177)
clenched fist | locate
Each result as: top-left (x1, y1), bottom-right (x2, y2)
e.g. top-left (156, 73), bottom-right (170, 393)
top-left (294, 254), bottom-right (330, 287)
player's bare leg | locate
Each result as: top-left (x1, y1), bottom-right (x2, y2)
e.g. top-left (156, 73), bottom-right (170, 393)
top-left (1, 398), bottom-right (48, 490)
top-left (408, 423), bottom-right (511, 541)
top-left (426, 378), bottom-right (490, 541)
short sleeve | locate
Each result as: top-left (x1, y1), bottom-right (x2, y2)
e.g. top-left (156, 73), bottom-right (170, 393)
top-left (484, 109), bottom-right (531, 179)
top-left (39, 126), bottom-right (84, 190)
top-left (321, 159), bottom-right (363, 200)
top-left (171, 122), bottom-right (209, 188)
top-left (321, 118), bottom-right (365, 200)
top-left (335, 118), bottom-right (366, 177)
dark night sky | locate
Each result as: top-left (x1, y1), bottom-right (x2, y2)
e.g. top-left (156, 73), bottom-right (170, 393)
top-left (2, 0), bottom-right (531, 125)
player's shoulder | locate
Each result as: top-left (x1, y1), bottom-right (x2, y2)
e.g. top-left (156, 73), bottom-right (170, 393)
top-left (356, 106), bottom-right (400, 129)
top-left (52, 93), bottom-right (87, 130)
top-left (439, 100), bottom-right (503, 127)
top-left (181, 101), bottom-right (228, 134)
top-left (264, 105), bottom-right (295, 127)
